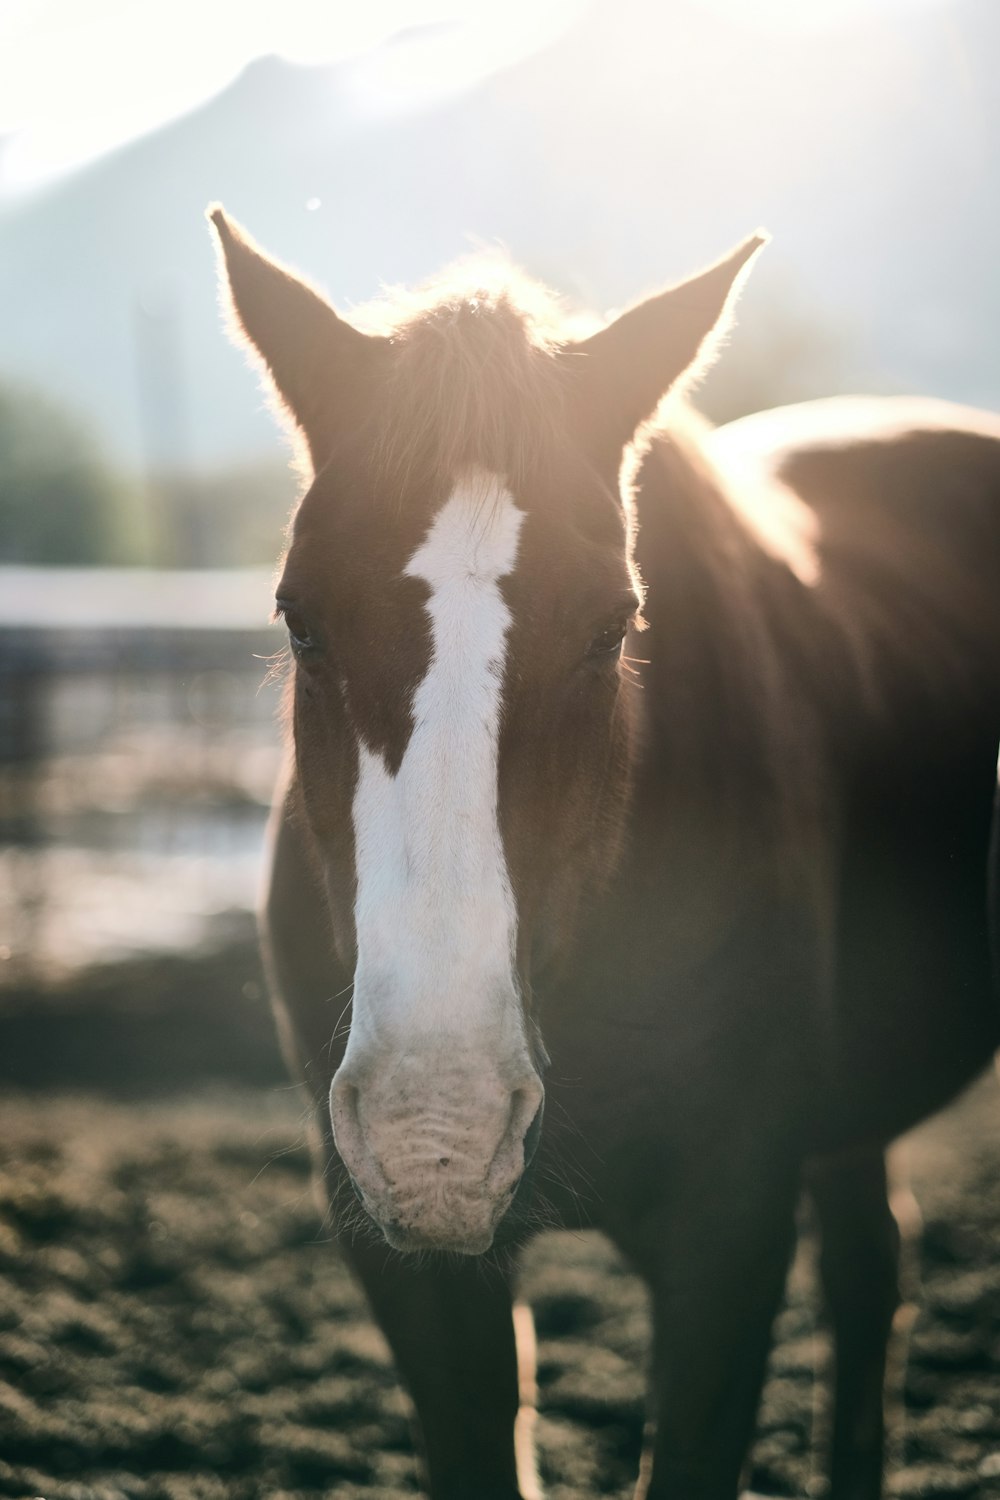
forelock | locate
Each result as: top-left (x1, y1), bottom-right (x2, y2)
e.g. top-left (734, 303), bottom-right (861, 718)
top-left (354, 260), bottom-right (580, 497)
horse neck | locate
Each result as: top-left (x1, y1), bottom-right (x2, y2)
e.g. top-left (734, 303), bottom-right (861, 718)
top-left (629, 418), bottom-right (789, 808)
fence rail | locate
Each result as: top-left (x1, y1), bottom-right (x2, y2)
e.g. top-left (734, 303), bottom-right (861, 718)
top-left (0, 568), bottom-right (286, 978)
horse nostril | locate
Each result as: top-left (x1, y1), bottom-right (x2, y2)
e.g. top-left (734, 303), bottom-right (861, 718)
top-left (523, 1099), bottom-right (544, 1166)
top-left (329, 1072), bottom-right (370, 1183)
top-left (483, 1078), bottom-right (546, 1196)
top-left (438, 1156), bottom-right (450, 1167)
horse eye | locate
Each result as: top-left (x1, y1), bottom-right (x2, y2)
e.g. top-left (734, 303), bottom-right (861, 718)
top-left (588, 620), bottom-right (628, 659)
top-left (277, 602), bottom-right (315, 653)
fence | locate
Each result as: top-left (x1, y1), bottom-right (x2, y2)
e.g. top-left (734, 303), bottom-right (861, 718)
top-left (0, 567), bottom-right (286, 978)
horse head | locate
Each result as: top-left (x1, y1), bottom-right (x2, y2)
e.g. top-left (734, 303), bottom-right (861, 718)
top-left (211, 207), bottom-right (762, 1253)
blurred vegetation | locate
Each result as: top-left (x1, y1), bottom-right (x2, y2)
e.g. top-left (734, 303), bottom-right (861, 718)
top-left (0, 381), bottom-right (142, 565)
top-left (0, 380), bottom-right (297, 567)
top-left (151, 459), bottom-right (297, 568)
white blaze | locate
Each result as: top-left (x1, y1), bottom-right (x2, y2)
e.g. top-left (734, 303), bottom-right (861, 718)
top-left (348, 472), bottom-right (524, 1048)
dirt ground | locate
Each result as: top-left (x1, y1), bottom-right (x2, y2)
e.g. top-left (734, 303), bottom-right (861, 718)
top-left (0, 1074), bottom-right (998, 1500)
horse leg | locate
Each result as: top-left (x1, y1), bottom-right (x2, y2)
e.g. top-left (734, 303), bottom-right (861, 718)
top-left (623, 1154), bottom-right (800, 1500)
top-left (343, 1234), bottom-right (534, 1500)
top-left (808, 1147), bottom-right (902, 1500)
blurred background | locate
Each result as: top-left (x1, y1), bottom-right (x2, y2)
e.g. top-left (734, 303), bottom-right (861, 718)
top-left (2, 4), bottom-right (1000, 1497)
top-left (1, 0), bottom-right (998, 1057)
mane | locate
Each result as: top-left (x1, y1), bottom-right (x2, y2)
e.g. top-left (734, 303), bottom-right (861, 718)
top-left (354, 261), bottom-right (582, 496)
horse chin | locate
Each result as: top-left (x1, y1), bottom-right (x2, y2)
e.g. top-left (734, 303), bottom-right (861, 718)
top-left (356, 1189), bottom-right (512, 1256)
top-left (379, 1219), bottom-right (498, 1257)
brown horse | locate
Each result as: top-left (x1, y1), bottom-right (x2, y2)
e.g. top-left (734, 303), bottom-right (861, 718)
top-left (210, 207), bottom-right (1000, 1500)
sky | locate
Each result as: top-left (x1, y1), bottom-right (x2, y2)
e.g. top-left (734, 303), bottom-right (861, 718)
top-left (0, 0), bottom-right (949, 194)
top-left (0, 0), bottom-right (586, 191)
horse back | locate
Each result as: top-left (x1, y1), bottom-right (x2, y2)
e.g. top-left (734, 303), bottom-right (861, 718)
top-left (713, 396), bottom-right (1000, 718)
top-left (711, 397), bottom-right (1000, 1149)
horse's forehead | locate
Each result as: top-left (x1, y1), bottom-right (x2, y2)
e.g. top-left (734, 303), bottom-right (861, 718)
top-left (285, 470), bottom-right (630, 778)
top-left (289, 475), bottom-right (434, 591)
top-left (288, 463), bottom-right (623, 604)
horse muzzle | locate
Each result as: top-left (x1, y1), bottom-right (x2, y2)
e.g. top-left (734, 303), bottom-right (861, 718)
top-left (329, 1057), bottom-right (544, 1254)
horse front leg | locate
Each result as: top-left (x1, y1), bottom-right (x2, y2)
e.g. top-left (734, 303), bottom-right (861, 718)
top-left (808, 1146), bottom-right (906, 1500)
top-left (619, 1146), bottom-right (800, 1500)
top-left (343, 1230), bottom-right (537, 1500)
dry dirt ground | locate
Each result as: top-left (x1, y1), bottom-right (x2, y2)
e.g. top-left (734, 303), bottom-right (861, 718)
top-left (0, 1076), bottom-right (998, 1500)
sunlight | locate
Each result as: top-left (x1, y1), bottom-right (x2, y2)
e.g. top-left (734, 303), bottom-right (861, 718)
top-left (699, 0), bottom-right (946, 29)
top-left (347, 0), bottom-right (586, 120)
top-left (0, 0), bottom-right (587, 192)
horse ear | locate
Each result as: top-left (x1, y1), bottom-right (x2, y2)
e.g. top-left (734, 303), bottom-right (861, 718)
top-left (566, 233), bottom-right (767, 462)
top-left (208, 205), bottom-right (389, 471)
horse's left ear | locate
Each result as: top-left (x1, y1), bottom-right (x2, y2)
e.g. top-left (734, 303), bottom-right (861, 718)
top-left (566, 233), bottom-right (767, 461)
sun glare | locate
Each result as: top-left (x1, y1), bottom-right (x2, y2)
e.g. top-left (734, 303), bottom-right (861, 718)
top-left (0, 0), bottom-right (586, 193)
top-left (346, 0), bottom-right (586, 120)
top-left (701, 0), bottom-right (946, 28)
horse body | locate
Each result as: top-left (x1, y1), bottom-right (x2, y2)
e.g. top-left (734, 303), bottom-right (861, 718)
top-left (212, 209), bottom-right (1000, 1499)
top-left (712, 398), bottom-right (1000, 1148)
top-left (713, 398), bottom-right (1000, 1147)
top-left (534, 396), bottom-right (1000, 1213)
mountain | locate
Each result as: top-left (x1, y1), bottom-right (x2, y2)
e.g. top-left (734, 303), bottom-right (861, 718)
top-left (1, 0), bottom-right (998, 471)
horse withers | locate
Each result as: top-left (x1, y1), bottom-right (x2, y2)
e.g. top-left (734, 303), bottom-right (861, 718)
top-left (210, 206), bottom-right (1000, 1500)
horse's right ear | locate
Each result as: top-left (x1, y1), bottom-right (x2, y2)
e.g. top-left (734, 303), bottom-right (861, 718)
top-left (208, 205), bottom-right (388, 472)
